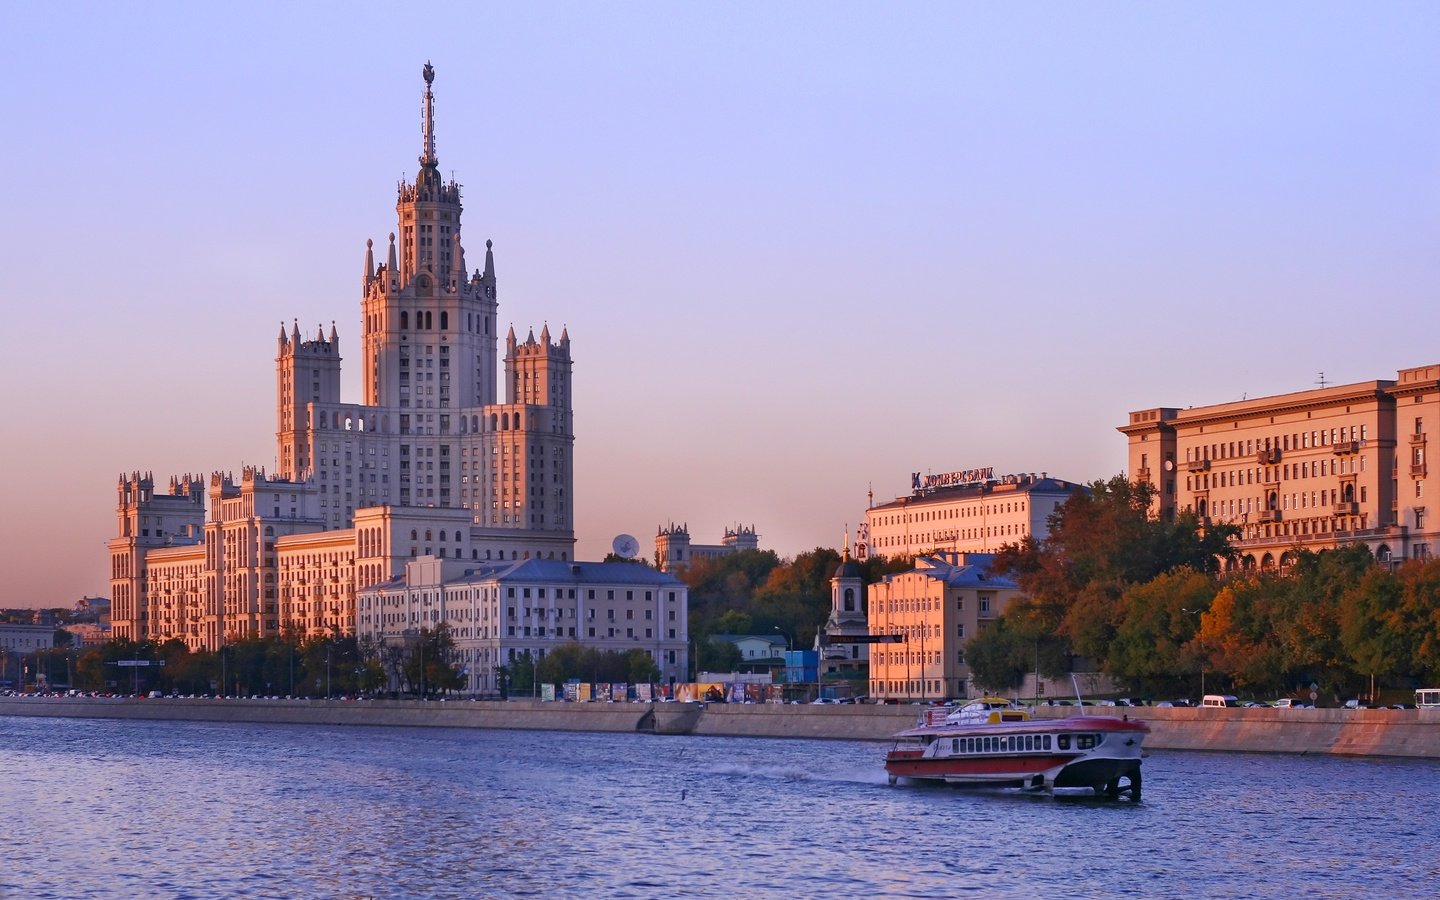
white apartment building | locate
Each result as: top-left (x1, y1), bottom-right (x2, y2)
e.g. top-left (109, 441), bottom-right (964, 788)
top-left (358, 557), bottom-right (690, 694)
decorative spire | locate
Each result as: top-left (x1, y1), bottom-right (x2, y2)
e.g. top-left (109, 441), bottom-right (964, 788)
top-left (387, 232), bottom-right (398, 283)
top-left (559, 325), bottom-right (569, 347)
top-left (364, 238), bottom-right (374, 284)
top-left (278, 322), bottom-right (288, 347)
top-left (329, 321), bottom-right (338, 344)
top-left (539, 322), bottom-right (551, 345)
top-left (420, 61), bottom-right (437, 168)
top-left (483, 238), bottom-right (495, 280)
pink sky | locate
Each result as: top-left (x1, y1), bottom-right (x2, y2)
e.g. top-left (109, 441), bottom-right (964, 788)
top-left (2, 3), bottom-right (1438, 607)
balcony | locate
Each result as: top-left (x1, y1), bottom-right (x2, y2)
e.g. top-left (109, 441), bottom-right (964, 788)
top-left (1332, 441), bottom-right (1360, 455)
top-left (1412, 464), bottom-right (1427, 477)
top-left (1332, 501), bottom-right (1360, 516)
top-left (1410, 432), bottom-right (1427, 446)
top-left (1257, 449), bottom-right (1281, 464)
top-left (1186, 459), bottom-right (1210, 473)
top-left (1258, 509), bottom-right (1281, 523)
top-left (1134, 467), bottom-right (1152, 481)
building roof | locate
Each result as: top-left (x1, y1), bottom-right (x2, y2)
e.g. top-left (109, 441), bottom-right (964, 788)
top-left (712, 633), bottom-right (787, 649)
top-left (880, 553), bottom-right (1020, 590)
top-left (869, 475), bottom-right (1084, 513)
top-left (361, 558), bottom-right (685, 592)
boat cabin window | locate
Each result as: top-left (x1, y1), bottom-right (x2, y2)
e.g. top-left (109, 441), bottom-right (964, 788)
top-left (1076, 734), bottom-right (1097, 750)
top-left (1057, 735), bottom-right (1071, 750)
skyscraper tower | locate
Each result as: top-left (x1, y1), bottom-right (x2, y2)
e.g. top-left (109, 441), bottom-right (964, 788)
top-left (360, 61), bottom-right (499, 413)
top-left (267, 63), bottom-right (572, 543)
top-left (113, 64), bottom-right (578, 651)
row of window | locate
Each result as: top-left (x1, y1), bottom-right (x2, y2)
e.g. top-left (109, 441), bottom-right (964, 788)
top-left (1185, 425), bottom-right (1371, 462)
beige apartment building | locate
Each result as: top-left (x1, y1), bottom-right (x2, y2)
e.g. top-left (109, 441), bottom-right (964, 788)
top-left (109, 66), bottom-right (614, 652)
top-left (860, 471), bottom-right (1084, 561)
top-left (1121, 364), bottom-right (1440, 568)
top-left (867, 552), bottom-right (1021, 701)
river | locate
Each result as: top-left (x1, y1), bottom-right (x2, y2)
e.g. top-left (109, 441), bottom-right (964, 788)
top-left (3, 716), bottom-right (1437, 898)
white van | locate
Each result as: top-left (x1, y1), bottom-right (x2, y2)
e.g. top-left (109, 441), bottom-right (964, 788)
top-left (1202, 694), bottom-right (1240, 708)
top-left (1272, 698), bottom-right (1295, 708)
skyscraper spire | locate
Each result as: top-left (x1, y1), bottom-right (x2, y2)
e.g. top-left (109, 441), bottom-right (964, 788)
top-left (420, 61), bottom-right (437, 169)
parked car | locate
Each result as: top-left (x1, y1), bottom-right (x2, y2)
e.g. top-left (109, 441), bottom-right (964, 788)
top-left (1202, 694), bottom-right (1240, 708)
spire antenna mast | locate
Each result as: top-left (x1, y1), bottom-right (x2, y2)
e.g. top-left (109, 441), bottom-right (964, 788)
top-left (420, 61), bottom-right (437, 167)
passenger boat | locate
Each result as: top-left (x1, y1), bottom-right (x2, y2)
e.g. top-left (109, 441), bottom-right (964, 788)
top-left (884, 699), bottom-right (1149, 799)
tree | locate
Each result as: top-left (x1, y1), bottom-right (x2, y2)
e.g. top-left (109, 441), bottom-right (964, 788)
top-left (696, 637), bottom-right (741, 674)
top-left (993, 475), bottom-right (1238, 668)
top-left (1396, 559), bottom-right (1440, 680)
top-left (964, 620), bottom-right (1029, 693)
top-left (1107, 569), bottom-right (1217, 696)
top-left (626, 648), bottom-right (660, 684)
top-left (400, 625), bottom-right (465, 697)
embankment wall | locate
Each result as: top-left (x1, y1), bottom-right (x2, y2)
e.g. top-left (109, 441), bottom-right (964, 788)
top-left (4, 698), bottom-right (1439, 758)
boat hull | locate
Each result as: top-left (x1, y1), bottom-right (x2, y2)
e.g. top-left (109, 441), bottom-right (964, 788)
top-left (884, 713), bottom-right (1148, 794)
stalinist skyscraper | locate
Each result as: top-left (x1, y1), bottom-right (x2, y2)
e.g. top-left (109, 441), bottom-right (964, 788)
top-left (111, 65), bottom-right (577, 649)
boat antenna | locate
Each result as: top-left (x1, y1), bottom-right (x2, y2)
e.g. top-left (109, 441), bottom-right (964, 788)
top-left (1070, 673), bottom-right (1085, 716)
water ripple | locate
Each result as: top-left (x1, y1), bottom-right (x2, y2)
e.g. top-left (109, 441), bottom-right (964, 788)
top-left (3, 717), bottom-right (1439, 898)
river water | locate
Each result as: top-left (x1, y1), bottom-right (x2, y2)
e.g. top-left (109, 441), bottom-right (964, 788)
top-left (2, 715), bottom-right (1437, 899)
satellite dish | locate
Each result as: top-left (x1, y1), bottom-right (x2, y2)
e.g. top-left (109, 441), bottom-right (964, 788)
top-left (612, 534), bottom-right (640, 559)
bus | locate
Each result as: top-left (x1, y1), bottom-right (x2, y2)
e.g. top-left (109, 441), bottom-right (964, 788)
top-left (1415, 688), bottom-right (1440, 709)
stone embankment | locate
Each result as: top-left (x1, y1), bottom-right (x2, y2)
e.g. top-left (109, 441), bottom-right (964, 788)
top-left (3, 697), bottom-right (1438, 758)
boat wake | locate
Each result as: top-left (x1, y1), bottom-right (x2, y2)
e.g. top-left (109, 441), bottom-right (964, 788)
top-left (708, 763), bottom-right (813, 781)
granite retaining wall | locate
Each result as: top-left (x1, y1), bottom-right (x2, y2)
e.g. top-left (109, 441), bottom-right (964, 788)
top-left (4, 698), bottom-right (1438, 758)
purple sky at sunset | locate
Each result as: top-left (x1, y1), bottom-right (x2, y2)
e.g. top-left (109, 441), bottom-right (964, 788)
top-left (2, 3), bottom-right (1438, 607)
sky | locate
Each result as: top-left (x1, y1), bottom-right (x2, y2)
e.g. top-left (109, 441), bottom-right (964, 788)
top-left (2, 3), bottom-right (1439, 608)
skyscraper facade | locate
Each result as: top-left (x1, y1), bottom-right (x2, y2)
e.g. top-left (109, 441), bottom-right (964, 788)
top-left (110, 66), bottom-right (576, 650)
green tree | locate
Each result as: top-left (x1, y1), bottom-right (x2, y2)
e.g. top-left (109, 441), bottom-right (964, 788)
top-left (1107, 569), bottom-right (1217, 696)
top-left (1396, 559), bottom-right (1440, 680)
top-left (964, 619), bottom-right (1029, 693)
top-left (994, 475), bottom-right (1238, 667)
top-left (400, 625), bottom-right (465, 697)
top-left (626, 648), bottom-right (660, 684)
top-left (1339, 565), bottom-right (1412, 690)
